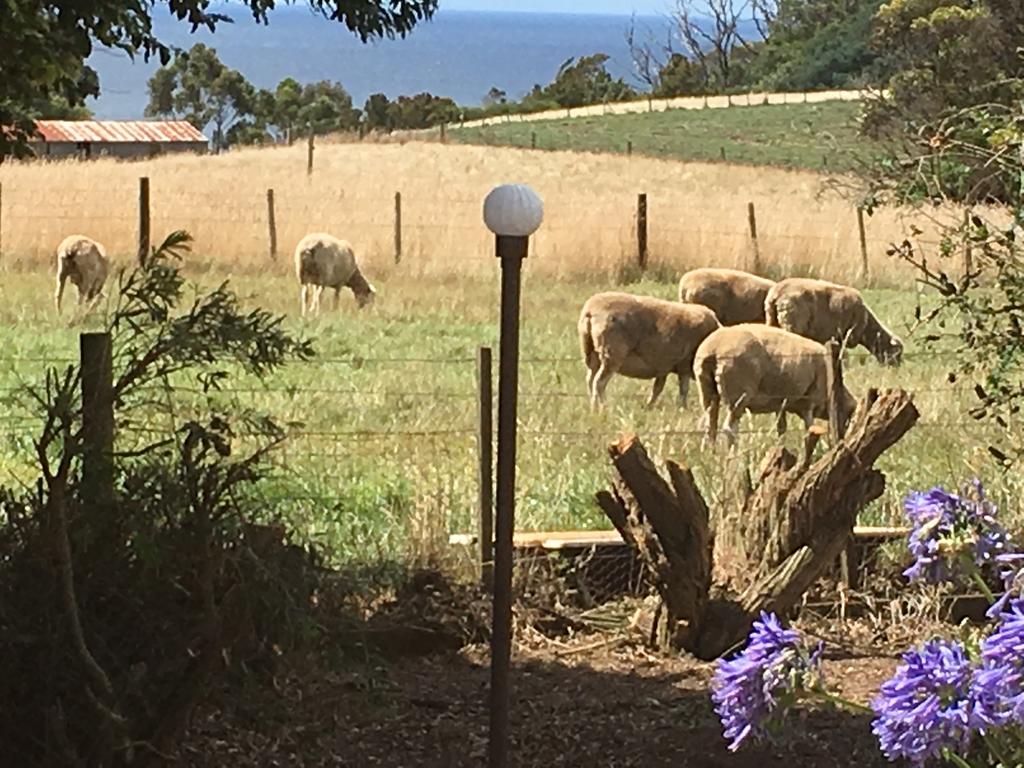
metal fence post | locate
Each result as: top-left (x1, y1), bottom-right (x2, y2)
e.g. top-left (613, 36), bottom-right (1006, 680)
top-left (81, 332), bottom-right (114, 506)
top-left (477, 346), bottom-right (494, 589)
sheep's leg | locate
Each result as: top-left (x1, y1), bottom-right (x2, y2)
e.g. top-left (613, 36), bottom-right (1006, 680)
top-left (591, 359), bottom-right (618, 410)
top-left (333, 286), bottom-right (341, 311)
top-left (723, 406), bottom-right (742, 448)
top-left (677, 374), bottom-right (690, 408)
top-left (701, 399), bottom-right (719, 446)
top-left (646, 375), bottom-right (667, 409)
top-left (54, 275), bottom-right (67, 314)
top-left (775, 409), bottom-right (787, 436)
top-left (313, 286), bottom-right (324, 315)
top-left (299, 285), bottom-right (308, 316)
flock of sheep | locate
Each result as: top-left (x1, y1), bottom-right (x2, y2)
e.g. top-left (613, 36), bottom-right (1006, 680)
top-left (53, 232), bottom-right (375, 318)
top-left (53, 234), bottom-right (903, 446)
top-left (578, 268), bottom-right (904, 444)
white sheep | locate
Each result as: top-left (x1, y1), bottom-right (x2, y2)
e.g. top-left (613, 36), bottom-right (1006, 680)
top-left (764, 277), bottom-right (903, 365)
top-left (294, 233), bottom-right (376, 315)
top-left (693, 323), bottom-right (857, 446)
top-left (578, 291), bottom-right (721, 409)
top-left (55, 234), bottom-right (110, 316)
top-left (678, 267), bottom-right (776, 326)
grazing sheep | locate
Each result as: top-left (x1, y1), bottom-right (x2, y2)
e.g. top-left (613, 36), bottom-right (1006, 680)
top-left (678, 268), bottom-right (776, 326)
top-left (578, 291), bottom-right (720, 409)
top-left (764, 277), bottom-right (903, 365)
top-left (55, 234), bottom-right (110, 315)
top-left (294, 233), bottom-right (375, 315)
top-left (693, 323), bottom-right (857, 446)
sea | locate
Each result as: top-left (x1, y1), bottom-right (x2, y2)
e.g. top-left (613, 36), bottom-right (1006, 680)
top-left (86, 8), bottom-right (675, 119)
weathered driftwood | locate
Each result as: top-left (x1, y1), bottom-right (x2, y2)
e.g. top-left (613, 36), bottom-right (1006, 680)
top-left (597, 388), bottom-right (919, 660)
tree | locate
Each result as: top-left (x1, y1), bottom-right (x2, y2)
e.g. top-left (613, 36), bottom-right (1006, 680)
top-left (483, 86), bottom-right (508, 107)
top-left (655, 53), bottom-right (707, 97)
top-left (1, 0), bottom-right (437, 159)
top-left (296, 80), bottom-right (361, 134)
top-left (529, 54), bottom-right (636, 109)
top-left (672, 0), bottom-right (754, 90)
top-left (145, 43), bottom-right (255, 151)
top-left (363, 93), bottom-right (393, 131)
top-left (749, 0), bottom-right (886, 90)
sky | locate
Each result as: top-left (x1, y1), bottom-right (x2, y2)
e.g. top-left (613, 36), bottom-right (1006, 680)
top-left (439, 0), bottom-right (668, 14)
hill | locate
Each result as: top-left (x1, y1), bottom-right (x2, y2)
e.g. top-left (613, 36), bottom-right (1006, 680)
top-left (449, 101), bottom-right (875, 173)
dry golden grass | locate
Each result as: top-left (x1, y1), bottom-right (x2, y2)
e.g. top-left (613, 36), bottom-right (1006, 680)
top-left (0, 140), bottom-right (950, 286)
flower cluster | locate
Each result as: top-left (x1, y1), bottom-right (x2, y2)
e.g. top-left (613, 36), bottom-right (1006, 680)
top-left (711, 479), bottom-right (1024, 767)
top-left (710, 612), bottom-right (822, 752)
top-left (903, 481), bottom-right (1013, 585)
top-left (870, 639), bottom-right (975, 765)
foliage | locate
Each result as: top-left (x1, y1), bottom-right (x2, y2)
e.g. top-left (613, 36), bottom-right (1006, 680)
top-left (654, 54), bottom-right (707, 98)
top-left (529, 54), bottom-right (637, 110)
top-left (362, 91), bottom-right (460, 131)
top-left (750, 0), bottom-right (885, 90)
top-left (0, 0), bottom-right (437, 160)
top-left (146, 45), bottom-right (362, 147)
top-left (0, 232), bottom-right (318, 764)
top-left (146, 43), bottom-right (256, 150)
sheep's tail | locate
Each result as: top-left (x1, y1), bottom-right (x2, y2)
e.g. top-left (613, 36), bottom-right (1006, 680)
top-left (695, 350), bottom-right (719, 411)
top-left (578, 311), bottom-right (597, 370)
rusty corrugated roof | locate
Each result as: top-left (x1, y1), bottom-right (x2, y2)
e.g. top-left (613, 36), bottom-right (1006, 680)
top-left (33, 120), bottom-right (208, 144)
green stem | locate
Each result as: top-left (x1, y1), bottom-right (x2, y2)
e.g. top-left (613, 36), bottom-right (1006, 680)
top-left (970, 568), bottom-right (997, 605)
top-left (942, 750), bottom-right (978, 768)
top-left (815, 689), bottom-right (874, 716)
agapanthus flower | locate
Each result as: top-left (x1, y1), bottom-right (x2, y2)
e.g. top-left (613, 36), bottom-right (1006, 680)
top-left (903, 481), bottom-right (1014, 585)
top-left (971, 597), bottom-right (1024, 730)
top-left (711, 612), bottom-right (823, 752)
top-left (871, 639), bottom-right (975, 765)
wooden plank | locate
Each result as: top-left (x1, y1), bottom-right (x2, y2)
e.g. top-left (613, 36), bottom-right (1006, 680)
top-left (449, 525), bottom-right (907, 551)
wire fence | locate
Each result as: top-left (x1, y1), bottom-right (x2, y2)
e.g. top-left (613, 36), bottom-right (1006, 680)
top-left (0, 342), bottom-right (1011, 562)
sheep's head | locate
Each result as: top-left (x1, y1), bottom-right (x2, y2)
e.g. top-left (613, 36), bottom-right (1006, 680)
top-left (880, 336), bottom-right (904, 367)
top-left (355, 283), bottom-right (376, 309)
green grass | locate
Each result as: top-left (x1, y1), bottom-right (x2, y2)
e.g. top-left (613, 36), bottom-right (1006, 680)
top-left (1, 267), bottom-right (1019, 565)
top-left (450, 101), bottom-right (876, 172)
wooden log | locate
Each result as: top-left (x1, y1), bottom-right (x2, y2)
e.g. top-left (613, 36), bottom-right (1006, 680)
top-left (596, 436), bottom-right (713, 649)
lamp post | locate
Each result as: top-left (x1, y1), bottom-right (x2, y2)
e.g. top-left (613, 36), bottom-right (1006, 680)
top-left (483, 183), bottom-right (544, 768)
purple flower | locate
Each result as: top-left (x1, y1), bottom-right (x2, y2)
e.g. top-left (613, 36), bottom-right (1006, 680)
top-left (711, 612), bottom-right (823, 752)
top-left (903, 481), bottom-right (1014, 585)
top-left (971, 598), bottom-right (1024, 729)
top-left (871, 639), bottom-right (975, 765)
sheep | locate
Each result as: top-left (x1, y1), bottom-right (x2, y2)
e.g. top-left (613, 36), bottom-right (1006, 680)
top-left (693, 323), bottom-right (857, 446)
top-left (294, 233), bottom-right (376, 315)
top-left (55, 234), bottom-right (110, 316)
top-left (578, 291), bottom-right (721, 409)
top-left (764, 277), bottom-right (903, 365)
top-left (677, 268), bottom-right (776, 326)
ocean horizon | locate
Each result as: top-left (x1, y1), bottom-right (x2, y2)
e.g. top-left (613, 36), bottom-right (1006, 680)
top-left (87, 8), bottom-right (679, 120)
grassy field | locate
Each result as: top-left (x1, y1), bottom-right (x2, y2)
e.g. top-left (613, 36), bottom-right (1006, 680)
top-left (0, 266), bottom-right (1018, 566)
top-left (0, 140), bottom-right (1012, 566)
top-left (449, 101), bottom-right (875, 173)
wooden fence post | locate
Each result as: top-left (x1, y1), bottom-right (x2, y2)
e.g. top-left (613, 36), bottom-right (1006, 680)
top-left (531, 131), bottom-right (537, 150)
top-left (719, 146), bottom-right (726, 161)
top-left (81, 332), bottom-right (114, 507)
top-left (626, 140), bottom-right (633, 157)
top-left (825, 340), bottom-right (847, 443)
top-left (0, 181), bottom-right (4, 266)
top-left (477, 346), bottom-right (494, 589)
top-left (266, 188), bottom-right (277, 261)
top-left (306, 130), bottom-right (315, 176)
top-left (637, 193), bottom-right (648, 271)
top-left (964, 209), bottom-right (974, 277)
top-left (747, 201), bottom-right (761, 273)
top-left (138, 177), bottom-right (150, 267)
top-left (857, 207), bottom-right (869, 281)
top-left (440, 122), bottom-right (447, 144)
top-left (394, 191), bottom-right (402, 264)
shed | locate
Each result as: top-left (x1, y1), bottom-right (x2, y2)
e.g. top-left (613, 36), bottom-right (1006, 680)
top-left (30, 120), bottom-right (208, 159)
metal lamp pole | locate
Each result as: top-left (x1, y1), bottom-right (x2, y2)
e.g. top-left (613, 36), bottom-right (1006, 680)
top-left (483, 184), bottom-right (543, 768)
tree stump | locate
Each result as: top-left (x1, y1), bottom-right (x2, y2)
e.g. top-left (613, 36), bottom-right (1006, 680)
top-left (596, 388), bottom-right (919, 660)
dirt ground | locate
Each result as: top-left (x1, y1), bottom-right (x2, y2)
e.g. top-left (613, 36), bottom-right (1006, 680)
top-left (182, 629), bottom-right (899, 768)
